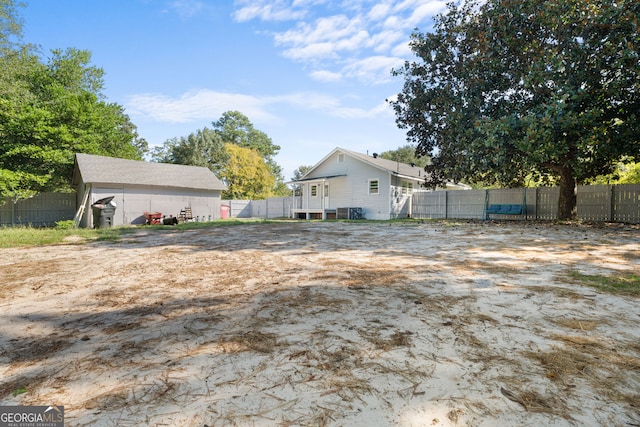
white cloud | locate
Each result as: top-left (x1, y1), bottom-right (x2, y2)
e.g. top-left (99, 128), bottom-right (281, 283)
top-left (343, 56), bottom-right (405, 84)
top-left (368, 2), bottom-right (392, 21)
top-left (274, 15), bottom-right (363, 46)
top-left (405, 1), bottom-right (448, 28)
top-left (126, 89), bottom-right (392, 123)
top-left (236, 0), bottom-right (446, 84)
top-left (271, 91), bottom-right (393, 119)
top-left (166, 0), bottom-right (206, 19)
top-left (310, 70), bottom-right (343, 82)
top-left (328, 99), bottom-right (395, 119)
top-left (369, 30), bottom-right (405, 54)
top-left (391, 40), bottom-right (413, 57)
top-left (233, 0), bottom-right (308, 22)
top-left (126, 90), bottom-right (276, 123)
top-left (385, 93), bottom-right (399, 103)
top-left (282, 42), bottom-right (339, 61)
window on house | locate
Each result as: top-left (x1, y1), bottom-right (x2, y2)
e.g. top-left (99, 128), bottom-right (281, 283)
top-left (338, 154), bottom-right (345, 163)
top-left (311, 185), bottom-right (318, 197)
top-left (369, 179), bottom-right (379, 195)
top-left (324, 184), bottom-right (329, 197)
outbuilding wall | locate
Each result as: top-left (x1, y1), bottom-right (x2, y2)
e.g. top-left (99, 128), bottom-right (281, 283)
top-left (83, 184), bottom-right (222, 227)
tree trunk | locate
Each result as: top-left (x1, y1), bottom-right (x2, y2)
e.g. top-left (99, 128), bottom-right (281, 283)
top-left (558, 167), bottom-right (577, 220)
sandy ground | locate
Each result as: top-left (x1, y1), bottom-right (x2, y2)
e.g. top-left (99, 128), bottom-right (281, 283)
top-left (0, 220), bottom-right (639, 427)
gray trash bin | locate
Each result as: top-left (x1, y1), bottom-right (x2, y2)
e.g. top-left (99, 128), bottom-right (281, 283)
top-left (91, 196), bottom-right (117, 228)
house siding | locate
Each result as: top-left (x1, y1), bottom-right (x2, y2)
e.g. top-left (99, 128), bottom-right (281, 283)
top-left (302, 151), bottom-right (393, 220)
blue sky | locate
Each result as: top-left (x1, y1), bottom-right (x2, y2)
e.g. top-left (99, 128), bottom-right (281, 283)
top-left (22, 0), bottom-right (446, 180)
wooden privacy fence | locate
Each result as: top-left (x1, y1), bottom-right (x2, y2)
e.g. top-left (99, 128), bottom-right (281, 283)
top-left (0, 192), bottom-right (76, 226)
top-left (222, 197), bottom-right (293, 219)
top-left (577, 184), bottom-right (640, 223)
top-left (411, 184), bottom-right (640, 223)
top-left (3, 185), bottom-right (638, 226)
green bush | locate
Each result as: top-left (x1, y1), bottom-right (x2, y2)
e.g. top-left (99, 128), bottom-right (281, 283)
top-left (55, 220), bottom-right (77, 229)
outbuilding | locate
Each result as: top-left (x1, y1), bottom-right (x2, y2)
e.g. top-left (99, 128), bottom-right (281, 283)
top-left (72, 153), bottom-right (227, 227)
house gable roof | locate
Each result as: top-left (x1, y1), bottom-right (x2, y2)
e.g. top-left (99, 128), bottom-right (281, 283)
top-left (73, 153), bottom-right (227, 191)
top-left (339, 148), bottom-right (426, 180)
top-left (298, 147), bottom-right (426, 182)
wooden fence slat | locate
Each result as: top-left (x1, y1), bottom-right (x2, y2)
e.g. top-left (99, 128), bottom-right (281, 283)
top-left (1, 193), bottom-right (76, 226)
top-left (409, 185), bottom-right (639, 224)
top-left (613, 184), bottom-right (640, 223)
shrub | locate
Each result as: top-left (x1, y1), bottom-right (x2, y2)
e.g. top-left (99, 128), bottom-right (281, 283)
top-left (55, 220), bottom-right (77, 229)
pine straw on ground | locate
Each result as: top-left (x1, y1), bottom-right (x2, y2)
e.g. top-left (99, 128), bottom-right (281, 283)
top-left (1, 221), bottom-right (639, 426)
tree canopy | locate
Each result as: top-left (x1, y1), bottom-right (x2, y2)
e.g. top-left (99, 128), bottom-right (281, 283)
top-left (154, 111), bottom-right (289, 199)
top-left (391, 0), bottom-right (640, 219)
top-left (0, 0), bottom-right (23, 52)
top-left (588, 159), bottom-right (640, 185)
top-left (0, 0), bottom-right (146, 201)
top-left (378, 144), bottom-right (429, 168)
top-left (213, 110), bottom-right (287, 194)
top-left (150, 127), bottom-right (228, 176)
top-left (220, 143), bottom-right (275, 200)
top-left (292, 165), bottom-right (313, 181)
top-left (213, 111), bottom-right (280, 160)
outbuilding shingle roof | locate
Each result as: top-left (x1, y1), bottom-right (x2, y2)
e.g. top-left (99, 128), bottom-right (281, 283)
top-left (73, 153), bottom-right (227, 191)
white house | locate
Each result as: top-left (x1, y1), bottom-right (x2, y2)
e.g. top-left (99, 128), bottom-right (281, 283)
top-left (72, 153), bottom-right (227, 227)
top-left (289, 147), bottom-right (467, 220)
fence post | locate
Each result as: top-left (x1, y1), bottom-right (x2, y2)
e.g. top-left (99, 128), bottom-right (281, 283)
top-left (609, 185), bottom-right (615, 222)
top-left (483, 190), bottom-right (488, 220)
top-left (444, 191), bottom-right (448, 219)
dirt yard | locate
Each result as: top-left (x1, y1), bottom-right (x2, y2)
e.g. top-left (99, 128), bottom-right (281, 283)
top-left (1, 220), bottom-right (639, 426)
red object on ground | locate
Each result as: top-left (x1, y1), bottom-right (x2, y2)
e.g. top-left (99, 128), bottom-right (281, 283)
top-left (144, 211), bottom-right (162, 225)
top-left (221, 205), bottom-right (231, 219)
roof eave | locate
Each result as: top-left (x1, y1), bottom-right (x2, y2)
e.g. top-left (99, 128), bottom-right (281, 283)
top-left (286, 174), bottom-right (347, 185)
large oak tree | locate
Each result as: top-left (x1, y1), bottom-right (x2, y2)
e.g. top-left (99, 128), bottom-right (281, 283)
top-left (391, 0), bottom-right (640, 219)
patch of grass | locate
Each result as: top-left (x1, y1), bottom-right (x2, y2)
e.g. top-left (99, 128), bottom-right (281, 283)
top-left (0, 226), bottom-right (97, 247)
top-left (12, 387), bottom-right (27, 397)
top-left (568, 270), bottom-right (640, 296)
top-left (94, 228), bottom-right (123, 242)
top-left (0, 219), bottom-right (273, 248)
